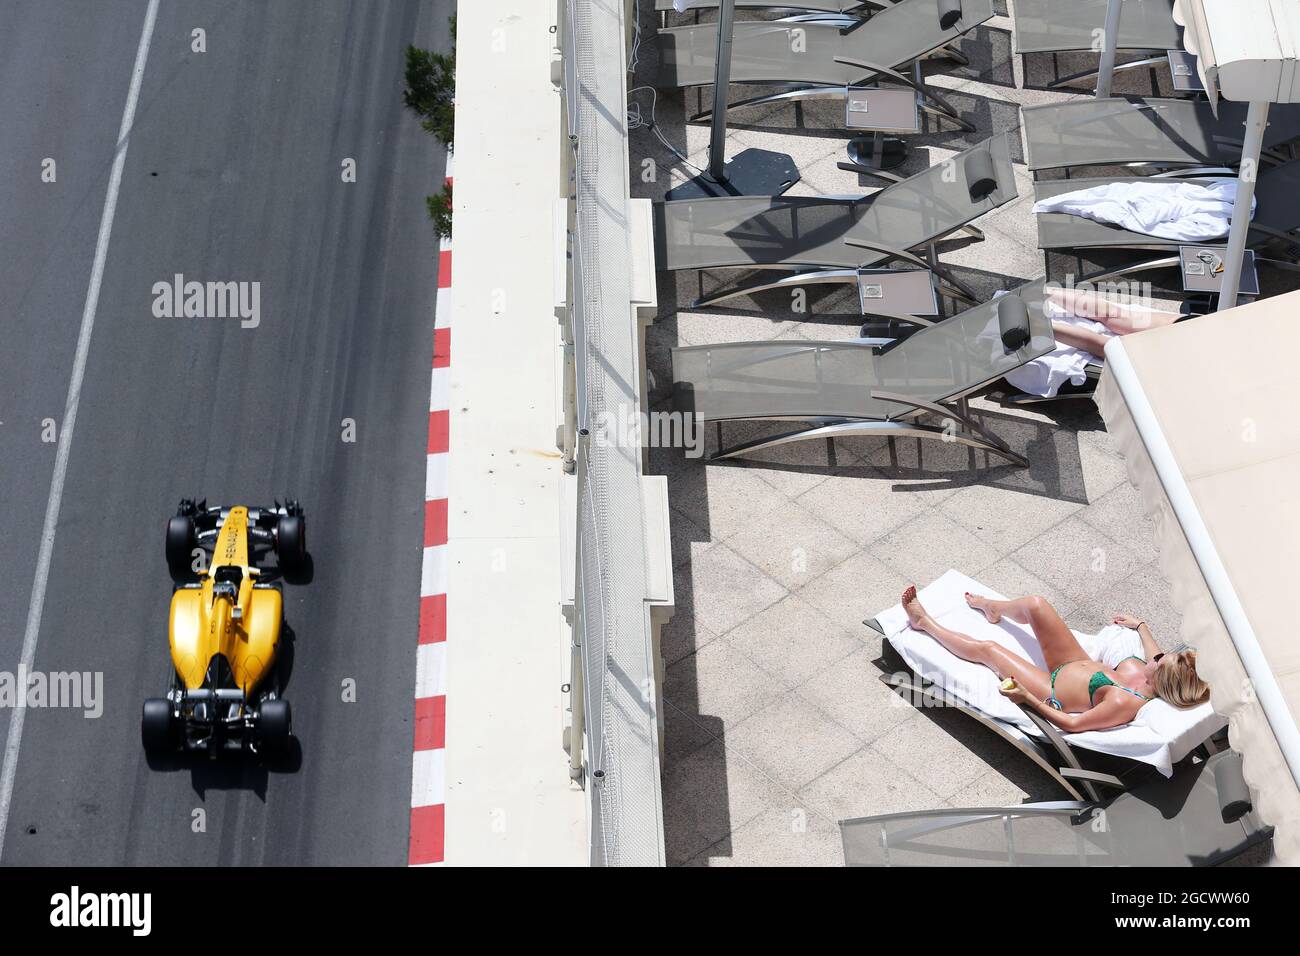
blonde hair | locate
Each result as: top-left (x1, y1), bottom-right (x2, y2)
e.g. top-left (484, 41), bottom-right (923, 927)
top-left (1152, 651), bottom-right (1210, 708)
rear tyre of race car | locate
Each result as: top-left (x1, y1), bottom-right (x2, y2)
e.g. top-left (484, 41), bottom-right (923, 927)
top-left (141, 698), bottom-right (175, 752)
top-left (166, 515), bottom-right (197, 581)
top-left (275, 515), bottom-right (307, 577)
top-left (259, 699), bottom-right (292, 756)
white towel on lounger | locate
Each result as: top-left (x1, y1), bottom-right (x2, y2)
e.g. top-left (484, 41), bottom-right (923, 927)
top-left (1031, 177), bottom-right (1254, 242)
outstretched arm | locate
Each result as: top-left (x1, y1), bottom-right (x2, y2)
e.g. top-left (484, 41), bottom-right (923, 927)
top-left (1002, 683), bottom-right (1136, 733)
top-left (1115, 613), bottom-right (1160, 661)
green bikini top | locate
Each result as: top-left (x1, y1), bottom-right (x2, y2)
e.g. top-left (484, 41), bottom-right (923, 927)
top-left (1089, 656), bottom-right (1150, 706)
top-left (1048, 656), bottom-right (1150, 710)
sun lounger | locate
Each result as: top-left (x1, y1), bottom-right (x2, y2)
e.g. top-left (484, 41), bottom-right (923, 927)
top-left (656, 133), bottom-right (1017, 307)
top-left (1012, 0), bottom-right (1180, 89)
top-left (671, 279), bottom-right (1054, 463)
top-left (841, 748), bottom-right (1271, 866)
top-left (1022, 97), bottom-right (1300, 174)
top-left (1034, 159), bottom-right (1300, 282)
top-left (865, 569), bottom-right (1227, 801)
top-left (654, 0), bottom-right (878, 14)
top-left (655, 0), bottom-right (994, 130)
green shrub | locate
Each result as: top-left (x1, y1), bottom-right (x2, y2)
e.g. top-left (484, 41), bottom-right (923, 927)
top-left (403, 17), bottom-right (456, 148)
top-left (427, 182), bottom-right (453, 240)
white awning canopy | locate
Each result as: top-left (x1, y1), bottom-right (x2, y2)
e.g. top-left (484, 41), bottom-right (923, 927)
top-left (1175, 0), bottom-right (1300, 106)
top-left (1097, 291), bottom-right (1300, 864)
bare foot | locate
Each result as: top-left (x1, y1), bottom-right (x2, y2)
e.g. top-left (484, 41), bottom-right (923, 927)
top-left (902, 585), bottom-right (930, 631)
top-left (965, 591), bottom-right (1001, 624)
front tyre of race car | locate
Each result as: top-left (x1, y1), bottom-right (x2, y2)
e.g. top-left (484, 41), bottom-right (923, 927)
top-left (258, 699), bottom-right (292, 756)
top-left (275, 514), bottom-right (307, 578)
top-left (141, 698), bottom-right (176, 752)
top-left (166, 515), bottom-right (197, 582)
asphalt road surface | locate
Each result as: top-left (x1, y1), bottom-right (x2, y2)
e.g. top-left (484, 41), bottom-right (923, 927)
top-left (0, 0), bottom-right (453, 864)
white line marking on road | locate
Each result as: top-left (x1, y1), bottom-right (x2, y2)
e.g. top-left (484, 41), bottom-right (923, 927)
top-left (0, 0), bottom-right (161, 859)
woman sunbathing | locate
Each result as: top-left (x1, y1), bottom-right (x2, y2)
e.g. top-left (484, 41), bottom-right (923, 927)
top-left (1044, 286), bottom-right (1182, 357)
top-left (901, 586), bottom-right (1209, 732)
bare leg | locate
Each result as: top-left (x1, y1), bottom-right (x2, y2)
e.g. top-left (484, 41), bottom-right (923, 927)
top-left (965, 592), bottom-right (1087, 673)
top-left (902, 587), bottom-right (1051, 701)
top-left (1051, 320), bottom-right (1110, 357)
top-left (1048, 287), bottom-right (1180, 335)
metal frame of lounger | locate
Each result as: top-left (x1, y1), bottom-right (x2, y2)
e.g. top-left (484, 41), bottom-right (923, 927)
top-left (839, 750), bottom-right (1271, 866)
top-left (657, 133), bottom-right (1016, 308)
top-left (671, 279), bottom-right (1055, 464)
top-left (1035, 161), bottom-right (1300, 284)
top-left (693, 219), bottom-right (985, 309)
top-left (655, 0), bottom-right (993, 131)
top-left (842, 803), bottom-right (1106, 866)
top-left (704, 387), bottom-right (1026, 462)
top-left (1011, 0), bottom-right (1180, 90)
top-left (1021, 98), bottom-right (1300, 175)
top-left (865, 621), bottom-right (1225, 802)
top-left (654, 0), bottom-right (882, 17)
top-left (694, 50), bottom-right (975, 133)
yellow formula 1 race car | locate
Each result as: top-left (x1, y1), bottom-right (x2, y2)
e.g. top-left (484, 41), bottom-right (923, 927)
top-left (142, 499), bottom-right (308, 758)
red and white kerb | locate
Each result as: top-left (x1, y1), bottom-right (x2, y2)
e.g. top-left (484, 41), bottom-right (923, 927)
top-left (409, 153), bottom-right (452, 866)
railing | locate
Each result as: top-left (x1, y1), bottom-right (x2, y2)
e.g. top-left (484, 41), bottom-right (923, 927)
top-left (558, 0), bottom-right (665, 866)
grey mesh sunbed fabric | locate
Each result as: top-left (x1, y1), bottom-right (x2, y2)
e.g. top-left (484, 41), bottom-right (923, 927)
top-left (653, 0), bottom-right (873, 12)
top-left (841, 750), bottom-right (1271, 866)
top-left (656, 133), bottom-right (1016, 273)
top-left (656, 0), bottom-right (995, 88)
top-left (1035, 160), bottom-right (1300, 251)
top-left (1022, 98), bottom-right (1300, 172)
top-left (1012, 0), bottom-right (1178, 55)
top-left (671, 279), bottom-right (1054, 461)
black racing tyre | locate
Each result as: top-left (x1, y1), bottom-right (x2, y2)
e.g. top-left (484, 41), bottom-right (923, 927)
top-left (259, 699), bottom-right (292, 755)
top-left (276, 514), bottom-right (307, 576)
top-left (166, 515), bottom-right (197, 580)
top-left (141, 698), bottom-right (175, 752)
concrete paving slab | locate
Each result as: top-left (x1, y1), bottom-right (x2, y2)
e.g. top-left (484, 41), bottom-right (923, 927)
top-left (660, 575), bottom-right (721, 667)
top-left (667, 506), bottom-right (717, 570)
top-left (871, 509), bottom-right (1004, 587)
top-left (870, 709), bottom-right (1008, 800)
top-left (796, 647), bottom-right (919, 745)
top-left (694, 806), bottom-right (843, 867)
top-left (683, 542), bottom-right (789, 635)
top-left (1071, 561), bottom-right (1185, 651)
top-left (975, 557), bottom-right (1076, 619)
top-left (725, 501), bottom-right (860, 591)
top-left (660, 737), bottom-right (792, 865)
top-left (664, 461), bottom-right (785, 542)
top-left (795, 472), bottom-right (933, 546)
top-left (728, 696), bottom-right (865, 791)
top-left (938, 478), bottom-right (1084, 555)
top-left (1077, 480), bottom-right (1162, 565)
top-left (799, 746), bottom-right (944, 824)
top-left (1010, 515), bottom-right (1146, 607)
top-left (726, 593), bottom-right (864, 690)
top-left (665, 636), bottom-right (787, 728)
top-left (796, 549), bottom-right (912, 635)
